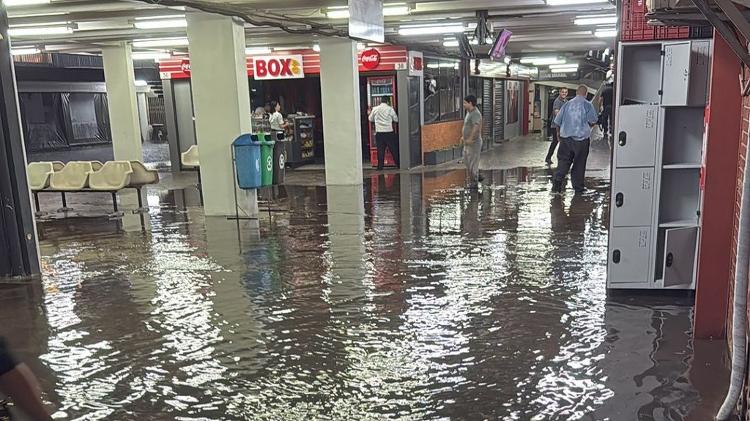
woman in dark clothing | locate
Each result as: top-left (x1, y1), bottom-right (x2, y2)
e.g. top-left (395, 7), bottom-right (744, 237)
top-left (0, 338), bottom-right (51, 420)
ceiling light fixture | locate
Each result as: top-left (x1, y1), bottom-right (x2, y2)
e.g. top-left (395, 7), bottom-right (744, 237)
top-left (313, 44), bottom-right (320, 52)
top-left (574, 14), bottom-right (617, 25)
top-left (398, 23), bottom-right (465, 36)
top-left (134, 18), bottom-right (187, 30)
top-left (549, 63), bottom-right (578, 70)
top-left (245, 47), bottom-right (272, 54)
top-left (594, 28), bottom-right (618, 38)
top-left (133, 37), bottom-right (189, 48)
top-left (134, 80), bottom-right (148, 87)
top-left (11, 47), bottom-right (41, 55)
top-left (520, 57), bottom-right (566, 65)
top-left (546, 0), bottom-right (608, 4)
top-left (443, 39), bottom-right (459, 47)
top-left (503, 56), bottom-right (511, 64)
top-left (4, 0), bottom-right (50, 6)
top-left (8, 25), bottom-right (73, 37)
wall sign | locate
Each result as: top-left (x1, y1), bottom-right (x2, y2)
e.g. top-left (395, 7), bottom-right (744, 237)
top-left (253, 55), bottom-right (304, 80)
top-left (180, 59), bottom-right (191, 75)
top-left (361, 48), bottom-right (381, 70)
top-left (408, 51), bottom-right (423, 77)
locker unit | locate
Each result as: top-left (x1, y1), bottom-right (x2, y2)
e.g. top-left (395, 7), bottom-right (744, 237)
top-left (607, 39), bottom-right (711, 290)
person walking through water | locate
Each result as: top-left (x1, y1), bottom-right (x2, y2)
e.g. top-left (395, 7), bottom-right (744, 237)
top-left (552, 85), bottom-right (598, 194)
top-left (461, 95), bottom-right (483, 189)
top-left (368, 97), bottom-right (399, 170)
top-left (0, 337), bottom-right (52, 420)
top-left (545, 87), bottom-right (568, 165)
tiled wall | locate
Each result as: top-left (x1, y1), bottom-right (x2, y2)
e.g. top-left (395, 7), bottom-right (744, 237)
top-left (421, 120), bottom-right (463, 153)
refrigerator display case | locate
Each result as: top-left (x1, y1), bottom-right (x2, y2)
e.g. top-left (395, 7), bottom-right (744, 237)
top-left (285, 115), bottom-right (316, 167)
top-left (367, 76), bottom-right (398, 168)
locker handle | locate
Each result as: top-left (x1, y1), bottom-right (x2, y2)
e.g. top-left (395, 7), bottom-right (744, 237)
top-left (666, 253), bottom-right (674, 268)
top-left (618, 131), bottom-right (626, 146)
top-left (613, 250), bottom-right (621, 264)
top-left (615, 193), bottom-right (624, 207)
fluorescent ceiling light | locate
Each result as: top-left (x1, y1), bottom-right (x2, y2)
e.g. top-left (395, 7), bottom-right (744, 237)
top-left (325, 3), bottom-right (410, 18)
top-left (133, 37), bottom-right (189, 48)
top-left (272, 46), bottom-right (308, 51)
top-left (520, 57), bottom-right (566, 65)
top-left (547, 0), bottom-right (608, 4)
top-left (4, 0), bottom-right (50, 6)
top-left (246, 47), bottom-right (271, 54)
top-left (443, 39), bottom-right (459, 47)
top-left (503, 56), bottom-right (511, 64)
top-left (574, 15), bottom-right (617, 25)
top-left (8, 25), bottom-right (72, 36)
top-left (595, 28), bottom-right (618, 37)
top-left (398, 24), bottom-right (465, 36)
top-left (549, 63), bottom-right (578, 70)
top-left (132, 51), bottom-right (171, 61)
top-left (134, 80), bottom-right (148, 87)
top-left (313, 44), bottom-right (320, 52)
top-left (134, 19), bottom-right (187, 30)
top-left (549, 67), bottom-right (579, 73)
top-left (11, 48), bottom-right (41, 55)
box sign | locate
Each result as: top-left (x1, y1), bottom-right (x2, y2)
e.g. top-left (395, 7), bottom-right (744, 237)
top-left (361, 49), bottom-right (381, 70)
top-left (253, 55), bottom-right (304, 80)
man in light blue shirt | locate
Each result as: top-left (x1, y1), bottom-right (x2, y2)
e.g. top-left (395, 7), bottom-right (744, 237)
top-left (551, 85), bottom-right (598, 194)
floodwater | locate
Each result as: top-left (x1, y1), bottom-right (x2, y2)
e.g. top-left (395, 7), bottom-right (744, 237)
top-left (0, 166), bottom-right (731, 420)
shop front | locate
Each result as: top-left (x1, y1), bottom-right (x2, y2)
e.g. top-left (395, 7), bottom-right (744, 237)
top-left (159, 45), bottom-right (427, 171)
top-left (467, 75), bottom-right (530, 146)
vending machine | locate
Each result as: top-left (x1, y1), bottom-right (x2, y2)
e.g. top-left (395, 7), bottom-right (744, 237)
top-left (367, 75), bottom-right (397, 168)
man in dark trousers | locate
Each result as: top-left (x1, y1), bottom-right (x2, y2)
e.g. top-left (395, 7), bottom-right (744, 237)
top-left (552, 85), bottom-right (598, 194)
top-left (545, 87), bottom-right (568, 165)
top-left (0, 337), bottom-right (52, 420)
top-left (368, 97), bottom-right (399, 170)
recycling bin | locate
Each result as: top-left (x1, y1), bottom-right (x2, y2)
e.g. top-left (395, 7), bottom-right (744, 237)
top-left (232, 134), bottom-right (261, 189)
top-left (273, 138), bottom-right (287, 185)
top-left (256, 133), bottom-right (275, 186)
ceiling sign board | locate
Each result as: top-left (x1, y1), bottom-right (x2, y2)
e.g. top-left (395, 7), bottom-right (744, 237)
top-left (253, 55), bottom-right (305, 80)
top-left (348, 0), bottom-right (384, 43)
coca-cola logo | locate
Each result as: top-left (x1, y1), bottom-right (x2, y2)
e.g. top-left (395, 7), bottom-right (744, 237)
top-left (180, 59), bottom-right (191, 75)
top-left (361, 48), bottom-right (381, 70)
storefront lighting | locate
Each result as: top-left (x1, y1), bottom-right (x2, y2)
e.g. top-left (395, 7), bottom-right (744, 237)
top-left (133, 37), bottom-right (189, 48)
top-left (547, 0), bottom-right (608, 4)
top-left (325, 3), bottom-right (410, 19)
top-left (398, 24), bottom-right (465, 36)
top-left (131, 51), bottom-right (171, 61)
top-left (4, 0), bottom-right (50, 6)
top-left (8, 25), bottom-right (73, 37)
top-left (574, 14), bottom-right (617, 25)
top-left (272, 46), bottom-right (308, 51)
top-left (11, 47), bottom-right (41, 55)
top-left (134, 18), bottom-right (187, 30)
top-left (594, 28), bottom-right (618, 38)
top-left (245, 47), bottom-right (271, 54)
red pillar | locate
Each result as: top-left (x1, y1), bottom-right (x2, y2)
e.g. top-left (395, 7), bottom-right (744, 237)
top-left (694, 33), bottom-right (743, 339)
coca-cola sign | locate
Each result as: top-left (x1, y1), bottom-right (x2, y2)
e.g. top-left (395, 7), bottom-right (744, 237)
top-left (361, 48), bottom-right (381, 70)
top-left (180, 59), bottom-right (191, 75)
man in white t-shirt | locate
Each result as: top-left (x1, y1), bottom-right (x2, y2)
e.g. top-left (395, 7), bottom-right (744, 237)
top-left (368, 97), bottom-right (399, 170)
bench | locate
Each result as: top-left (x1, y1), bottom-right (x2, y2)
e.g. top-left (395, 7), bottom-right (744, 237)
top-left (29, 160), bottom-right (159, 215)
top-left (181, 145), bottom-right (202, 200)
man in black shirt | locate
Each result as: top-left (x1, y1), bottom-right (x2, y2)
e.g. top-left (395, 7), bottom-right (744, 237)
top-left (0, 338), bottom-right (51, 420)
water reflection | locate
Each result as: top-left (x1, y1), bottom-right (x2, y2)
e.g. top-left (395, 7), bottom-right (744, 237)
top-left (0, 168), bottom-right (729, 420)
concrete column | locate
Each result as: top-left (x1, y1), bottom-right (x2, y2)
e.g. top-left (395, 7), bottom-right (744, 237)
top-left (102, 42), bottom-right (143, 162)
top-left (186, 12), bottom-right (256, 217)
top-left (319, 38), bottom-right (363, 185)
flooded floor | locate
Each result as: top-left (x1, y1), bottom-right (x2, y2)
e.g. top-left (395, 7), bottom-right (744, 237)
top-left (0, 137), bottom-right (731, 420)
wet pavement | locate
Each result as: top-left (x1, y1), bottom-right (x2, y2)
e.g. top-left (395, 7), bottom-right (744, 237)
top-left (0, 137), bottom-right (732, 420)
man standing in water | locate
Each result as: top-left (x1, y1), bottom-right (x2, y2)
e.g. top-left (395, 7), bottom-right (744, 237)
top-left (461, 95), bottom-right (483, 189)
top-left (0, 337), bottom-right (52, 420)
top-left (545, 87), bottom-right (568, 165)
top-left (552, 85), bottom-right (598, 194)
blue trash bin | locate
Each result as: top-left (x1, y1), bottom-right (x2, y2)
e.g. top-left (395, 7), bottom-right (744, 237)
top-left (232, 134), bottom-right (261, 189)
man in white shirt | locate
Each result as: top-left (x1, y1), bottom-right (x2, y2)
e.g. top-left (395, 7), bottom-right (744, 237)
top-left (368, 97), bottom-right (399, 170)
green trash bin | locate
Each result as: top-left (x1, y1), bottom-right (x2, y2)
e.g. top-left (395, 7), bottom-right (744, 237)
top-left (256, 133), bottom-right (276, 186)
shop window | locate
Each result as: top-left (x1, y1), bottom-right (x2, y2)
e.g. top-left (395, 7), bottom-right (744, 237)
top-left (424, 57), bottom-right (462, 124)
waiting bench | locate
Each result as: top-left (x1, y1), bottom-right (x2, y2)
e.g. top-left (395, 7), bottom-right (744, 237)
top-left (28, 160), bottom-right (159, 215)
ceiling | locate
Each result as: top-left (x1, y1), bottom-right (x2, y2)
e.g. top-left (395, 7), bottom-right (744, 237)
top-left (4, 0), bottom-right (616, 69)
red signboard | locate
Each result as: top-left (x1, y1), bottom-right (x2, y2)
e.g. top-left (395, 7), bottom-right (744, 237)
top-left (360, 48), bottom-right (381, 70)
top-left (253, 55), bottom-right (304, 80)
top-left (180, 59), bottom-right (190, 75)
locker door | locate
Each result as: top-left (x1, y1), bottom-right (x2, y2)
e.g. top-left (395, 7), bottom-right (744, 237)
top-left (662, 227), bottom-right (698, 287)
top-left (615, 105), bottom-right (659, 168)
top-left (608, 227), bottom-right (652, 285)
top-left (612, 167), bottom-right (655, 227)
top-left (661, 42), bottom-right (692, 106)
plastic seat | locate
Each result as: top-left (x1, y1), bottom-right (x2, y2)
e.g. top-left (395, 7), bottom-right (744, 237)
top-left (51, 161), bottom-right (65, 172)
top-left (49, 161), bottom-right (93, 191)
top-left (128, 161), bottom-right (159, 186)
top-left (27, 162), bottom-right (54, 191)
top-left (90, 161), bottom-right (104, 171)
top-left (88, 161), bottom-right (133, 191)
top-left (181, 145), bottom-right (200, 168)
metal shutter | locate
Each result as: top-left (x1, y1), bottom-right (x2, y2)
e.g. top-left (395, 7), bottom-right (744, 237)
top-left (493, 79), bottom-right (505, 141)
